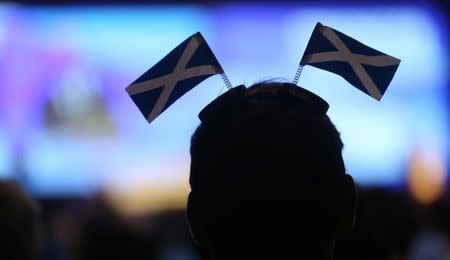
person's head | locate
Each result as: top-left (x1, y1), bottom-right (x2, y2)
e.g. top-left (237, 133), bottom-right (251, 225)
top-left (76, 196), bottom-right (157, 260)
top-left (187, 82), bottom-right (356, 259)
top-left (0, 180), bottom-right (41, 260)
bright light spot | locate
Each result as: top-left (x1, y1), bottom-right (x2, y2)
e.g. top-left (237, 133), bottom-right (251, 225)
top-left (102, 158), bottom-right (190, 216)
top-left (408, 145), bottom-right (447, 205)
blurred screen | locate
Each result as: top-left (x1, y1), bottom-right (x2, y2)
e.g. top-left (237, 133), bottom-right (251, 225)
top-left (0, 4), bottom-right (448, 195)
top-left (0, 129), bottom-right (12, 178)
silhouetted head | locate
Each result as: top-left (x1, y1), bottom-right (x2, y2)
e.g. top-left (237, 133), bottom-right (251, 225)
top-left (187, 82), bottom-right (356, 260)
top-left (0, 180), bottom-right (41, 260)
top-left (76, 196), bottom-right (157, 260)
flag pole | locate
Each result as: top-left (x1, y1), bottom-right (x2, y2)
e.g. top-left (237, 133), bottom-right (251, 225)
top-left (293, 65), bottom-right (304, 85)
top-left (220, 73), bottom-right (233, 90)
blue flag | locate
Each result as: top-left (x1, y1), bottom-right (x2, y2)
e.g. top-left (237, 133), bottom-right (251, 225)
top-left (300, 22), bottom-right (400, 101)
top-left (126, 32), bottom-right (223, 123)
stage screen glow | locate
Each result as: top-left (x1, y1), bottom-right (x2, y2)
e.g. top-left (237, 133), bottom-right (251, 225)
top-left (0, 129), bottom-right (12, 178)
top-left (0, 4), bottom-right (447, 195)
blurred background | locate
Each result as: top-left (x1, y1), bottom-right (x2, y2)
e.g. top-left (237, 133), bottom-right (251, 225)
top-left (0, 0), bottom-right (449, 259)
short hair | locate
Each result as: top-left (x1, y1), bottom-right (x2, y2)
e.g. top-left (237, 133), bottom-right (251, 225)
top-left (0, 180), bottom-right (41, 260)
top-left (188, 82), bottom-right (349, 242)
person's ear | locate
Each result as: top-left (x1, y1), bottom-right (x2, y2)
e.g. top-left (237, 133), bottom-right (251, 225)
top-left (337, 174), bottom-right (357, 232)
top-left (186, 191), bottom-right (203, 245)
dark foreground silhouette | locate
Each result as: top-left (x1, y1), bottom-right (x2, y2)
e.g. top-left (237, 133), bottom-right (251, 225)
top-left (0, 180), bottom-right (41, 260)
top-left (187, 82), bottom-right (357, 260)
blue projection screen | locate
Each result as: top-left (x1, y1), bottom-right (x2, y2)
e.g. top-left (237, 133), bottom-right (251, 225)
top-left (0, 4), bottom-right (447, 195)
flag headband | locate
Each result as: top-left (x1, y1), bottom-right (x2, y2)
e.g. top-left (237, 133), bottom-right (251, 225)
top-left (199, 83), bottom-right (329, 127)
top-left (126, 23), bottom-right (401, 124)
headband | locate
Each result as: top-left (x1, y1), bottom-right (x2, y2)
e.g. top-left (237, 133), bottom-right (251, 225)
top-left (126, 22), bottom-right (400, 124)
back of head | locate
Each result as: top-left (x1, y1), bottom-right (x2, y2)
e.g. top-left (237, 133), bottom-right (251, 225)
top-left (187, 82), bottom-right (356, 259)
top-left (0, 180), bottom-right (41, 260)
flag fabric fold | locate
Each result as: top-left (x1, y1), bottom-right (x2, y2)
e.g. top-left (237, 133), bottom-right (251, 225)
top-left (126, 32), bottom-right (223, 123)
top-left (300, 22), bottom-right (401, 101)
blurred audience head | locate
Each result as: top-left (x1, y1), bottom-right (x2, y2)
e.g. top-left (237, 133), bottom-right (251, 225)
top-left (334, 188), bottom-right (419, 260)
top-left (187, 82), bottom-right (356, 259)
top-left (76, 196), bottom-right (157, 260)
top-left (0, 180), bottom-right (41, 260)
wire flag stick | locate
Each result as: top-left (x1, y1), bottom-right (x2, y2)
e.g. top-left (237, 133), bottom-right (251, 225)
top-left (220, 73), bottom-right (233, 90)
top-left (293, 65), bottom-right (304, 85)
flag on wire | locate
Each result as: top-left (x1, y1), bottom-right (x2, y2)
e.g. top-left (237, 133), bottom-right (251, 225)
top-left (300, 22), bottom-right (400, 101)
top-left (126, 32), bottom-right (224, 123)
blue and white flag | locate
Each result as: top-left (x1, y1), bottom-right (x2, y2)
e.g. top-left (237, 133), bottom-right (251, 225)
top-left (300, 22), bottom-right (401, 101)
top-left (126, 32), bottom-right (224, 123)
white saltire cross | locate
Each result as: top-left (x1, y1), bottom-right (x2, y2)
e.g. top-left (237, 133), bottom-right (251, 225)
top-left (304, 26), bottom-right (400, 100)
top-left (126, 34), bottom-right (221, 123)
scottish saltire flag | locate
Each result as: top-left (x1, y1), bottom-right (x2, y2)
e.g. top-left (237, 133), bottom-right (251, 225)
top-left (300, 22), bottom-right (401, 101)
top-left (126, 32), bottom-right (223, 123)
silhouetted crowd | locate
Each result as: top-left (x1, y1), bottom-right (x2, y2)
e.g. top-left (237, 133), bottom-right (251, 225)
top-left (2, 179), bottom-right (450, 260)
